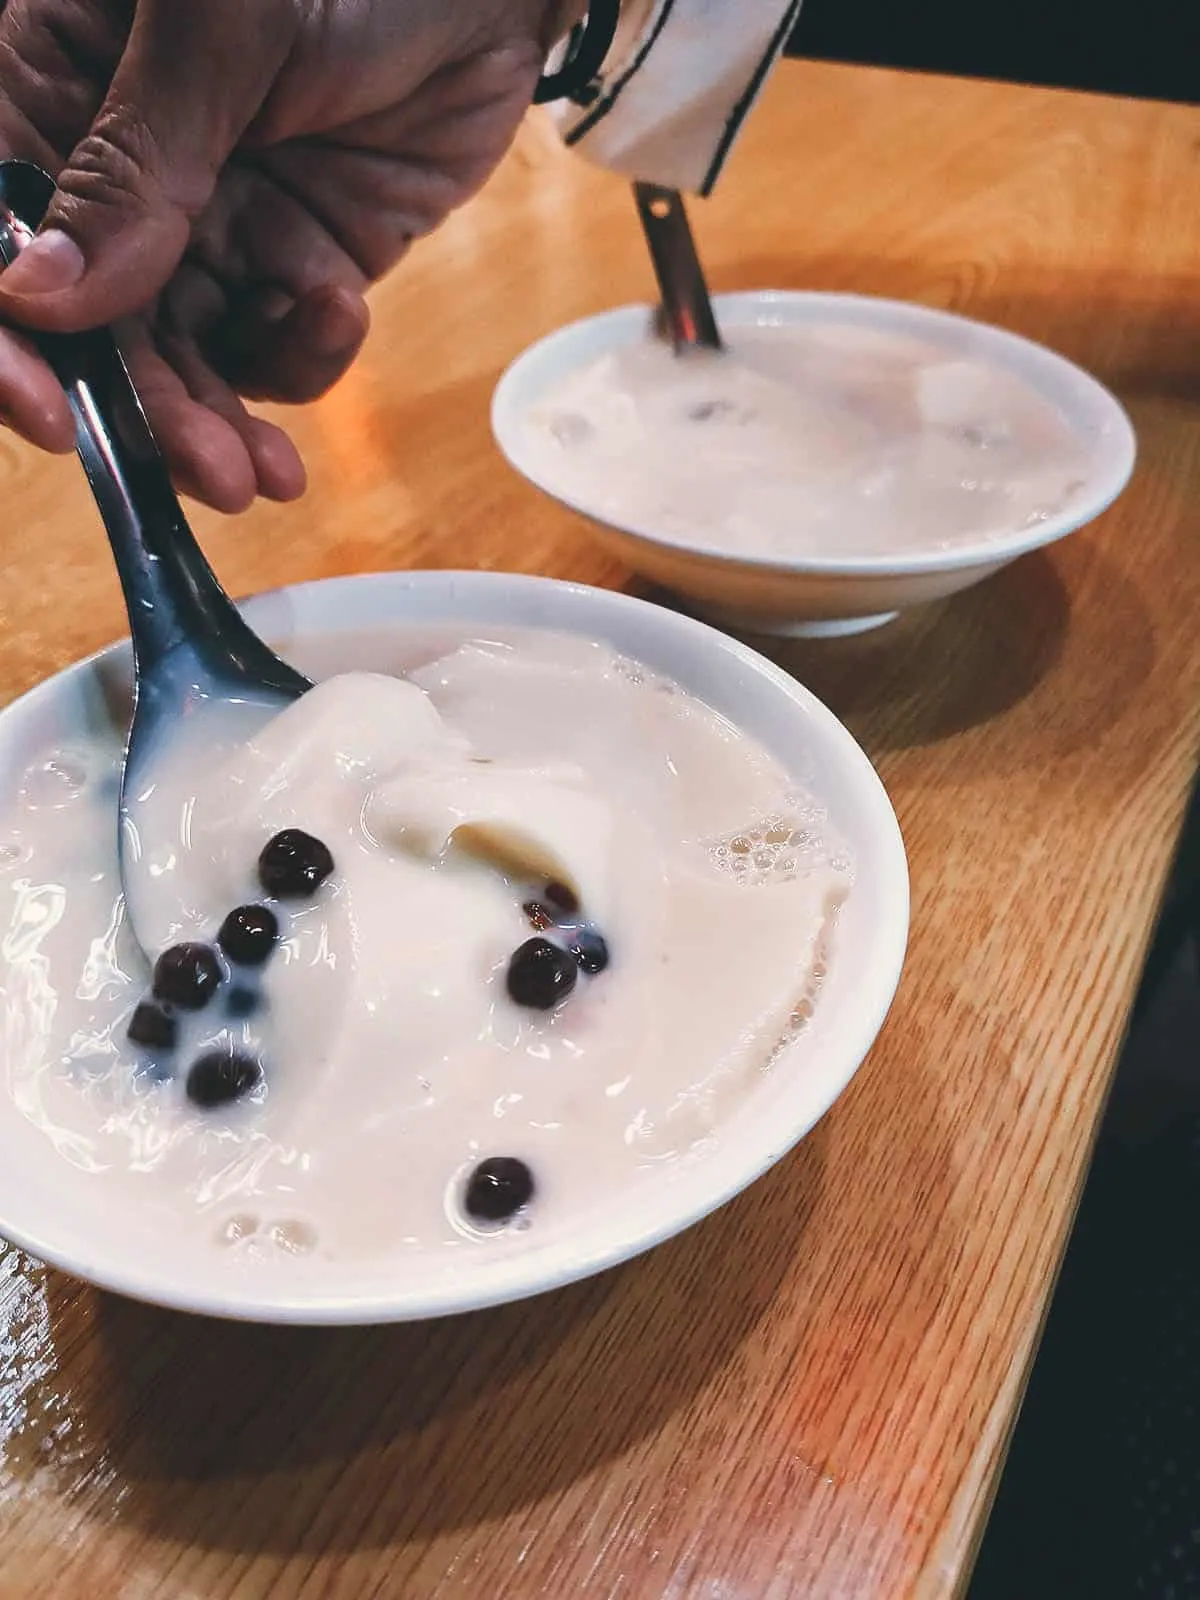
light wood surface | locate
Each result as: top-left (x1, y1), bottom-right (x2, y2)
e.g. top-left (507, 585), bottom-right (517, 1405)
top-left (0, 60), bottom-right (1196, 1600)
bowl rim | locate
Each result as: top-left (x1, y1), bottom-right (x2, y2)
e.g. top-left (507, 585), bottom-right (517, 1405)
top-left (491, 288), bottom-right (1138, 578)
top-left (0, 570), bottom-right (909, 1324)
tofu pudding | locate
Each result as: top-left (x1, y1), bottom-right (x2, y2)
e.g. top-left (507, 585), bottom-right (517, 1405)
top-left (0, 628), bottom-right (850, 1271)
top-left (521, 320), bottom-right (1095, 558)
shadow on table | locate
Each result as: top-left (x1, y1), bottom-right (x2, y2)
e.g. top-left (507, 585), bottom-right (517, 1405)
top-left (44, 1125), bottom-right (826, 1555)
top-left (724, 548), bottom-right (1073, 747)
top-left (655, 534), bottom-right (1153, 768)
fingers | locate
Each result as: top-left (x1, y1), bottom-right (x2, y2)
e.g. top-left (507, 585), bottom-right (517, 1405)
top-left (189, 162), bottom-right (371, 304)
top-left (214, 283), bottom-right (370, 404)
top-left (120, 326), bottom-right (254, 513)
top-left (241, 414), bottom-right (308, 504)
top-left (120, 318), bottom-right (306, 513)
top-left (159, 249), bottom-right (367, 406)
top-left (0, 327), bottom-right (73, 451)
top-left (0, 0), bottom-right (125, 167)
top-left (0, 0), bottom-right (298, 331)
top-left (0, 1), bottom-right (337, 505)
top-left (159, 321), bottom-right (308, 501)
top-left (0, 308), bottom-right (306, 507)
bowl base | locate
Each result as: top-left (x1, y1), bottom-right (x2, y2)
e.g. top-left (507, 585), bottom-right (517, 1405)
top-left (695, 606), bottom-right (901, 640)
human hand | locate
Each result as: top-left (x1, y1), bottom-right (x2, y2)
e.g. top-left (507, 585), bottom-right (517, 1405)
top-left (0, 0), bottom-right (565, 509)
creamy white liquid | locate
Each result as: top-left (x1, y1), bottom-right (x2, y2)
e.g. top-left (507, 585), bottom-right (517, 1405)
top-left (523, 321), bottom-right (1093, 557)
top-left (0, 629), bottom-right (849, 1270)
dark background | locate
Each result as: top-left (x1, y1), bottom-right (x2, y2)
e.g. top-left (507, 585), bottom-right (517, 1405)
top-left (787, 0), bottom-right (1200, 105)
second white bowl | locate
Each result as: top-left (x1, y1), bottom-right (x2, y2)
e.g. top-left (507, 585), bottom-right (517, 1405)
top-left (492, 291), bottom-right (1137, 637)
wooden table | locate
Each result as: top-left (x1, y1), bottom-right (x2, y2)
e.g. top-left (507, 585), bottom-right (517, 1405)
top-left (0, 60), bottom-right (1197, 1600)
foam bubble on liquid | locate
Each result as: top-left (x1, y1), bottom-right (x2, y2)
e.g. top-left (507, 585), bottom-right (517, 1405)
top-left (707, 807), bottom-right (840, 887)
top-left (218, 1212), bottom-right (319, 1256)
top-left (762, 914), bottom-right (840, 1072)
top-left (0, 839), bottom-right (30, 871)
top-left (218, 1212), bottom-right (258, 1246)
top-left (611, 654), bottom-right (647, 686)
top-left (19, 752), bottom-right (89, 812)
top-left (267, 1219), bottom-right (318, 1256)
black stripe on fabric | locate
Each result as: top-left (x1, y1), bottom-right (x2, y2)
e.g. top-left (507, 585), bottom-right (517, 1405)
top-left (534, 5), bottom-right (620, 105)
top-left (564, 0), bottom-right (679, 146)
top-left (699, 0), bottom-right (807, 195)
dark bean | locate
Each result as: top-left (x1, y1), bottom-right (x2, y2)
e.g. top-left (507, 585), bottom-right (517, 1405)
top-left (225, 986), bottom-right (261, 1020)
top-left (506, 938), bottom-right (577, 1010)
top-left (688, 399), bottom-right (734, 422)
top-left (152, 943), bottom-right (221, 1011)
top-left (465, 1157), bottom-right (535, 1223)
top-left (258, 829), bottom-right (334, 899)
top-left (186, 1050), bottom-right (263, 1109)
top-left (218, 904), bottom-right (280, 966)
top-left (127, 1001), bottom-right (177, 1051)
top-left (543, 879), bottom-right (580, 916)
top-left (568, 928), bottom-right (610, 975)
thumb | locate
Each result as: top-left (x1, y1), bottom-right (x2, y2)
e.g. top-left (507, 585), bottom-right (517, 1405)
top-left (0, 0), bottom-right (297, 331)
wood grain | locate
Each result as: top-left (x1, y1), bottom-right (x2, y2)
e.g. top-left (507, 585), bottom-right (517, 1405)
top-left (0, 61), bottom-right (1196, 1600)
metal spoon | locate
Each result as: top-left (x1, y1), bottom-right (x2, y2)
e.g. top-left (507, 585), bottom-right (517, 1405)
top-left (0, 159), bottom-right (310, 956)
top-left (632, 182), bottom-right (723, 354)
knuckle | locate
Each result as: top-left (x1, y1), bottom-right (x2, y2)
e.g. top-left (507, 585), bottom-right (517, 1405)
top-left (56, 101), bottom-right (211, 221)
top-left (55, 111), bottom-right (156, 214)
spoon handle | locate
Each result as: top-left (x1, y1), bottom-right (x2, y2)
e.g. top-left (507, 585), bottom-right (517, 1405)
top-left (632, 182), bottom-right (723, 354)
top-left (0, 161), bottom-right (305, 695)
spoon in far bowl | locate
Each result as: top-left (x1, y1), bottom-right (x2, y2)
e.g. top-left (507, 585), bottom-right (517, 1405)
top-left (0, 159), bottom-right (311, 958)
top-left (632, 182), bottom-right (723, 355)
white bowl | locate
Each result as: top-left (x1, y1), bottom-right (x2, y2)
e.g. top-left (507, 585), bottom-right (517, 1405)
top-left (492, 291), bottom-right (1137, 638)
top-left (0, 571), bottom-right (907, 1323)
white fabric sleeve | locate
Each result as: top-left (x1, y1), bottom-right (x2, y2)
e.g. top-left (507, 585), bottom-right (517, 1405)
top-left (548, 1), bottom-right (805, 196)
